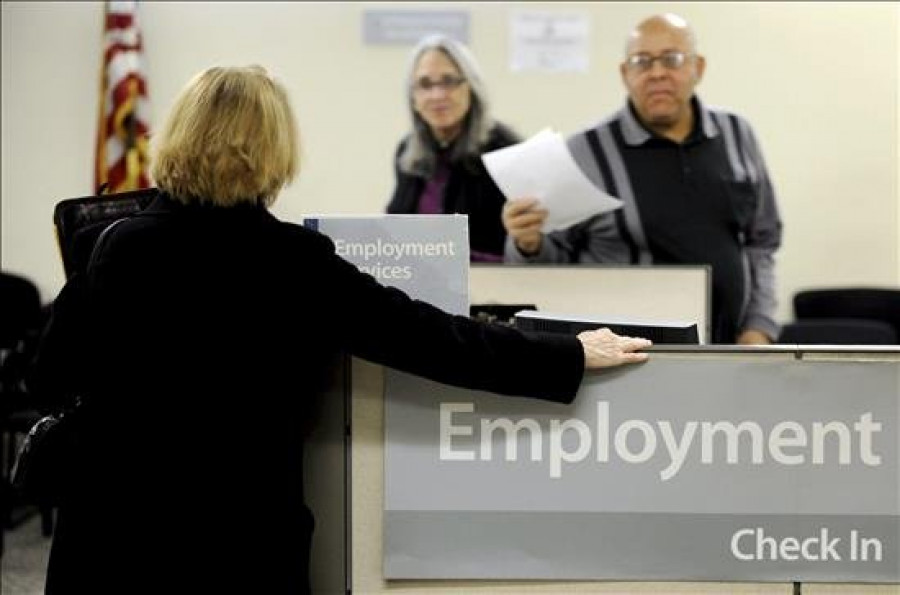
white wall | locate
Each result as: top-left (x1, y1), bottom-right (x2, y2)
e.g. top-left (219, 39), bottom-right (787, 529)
top-left (3, 1), bottom-right (898, 327)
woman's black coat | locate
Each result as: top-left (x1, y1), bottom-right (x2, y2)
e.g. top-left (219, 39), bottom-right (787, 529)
top-left (32, 193), bottom-right (583, 593)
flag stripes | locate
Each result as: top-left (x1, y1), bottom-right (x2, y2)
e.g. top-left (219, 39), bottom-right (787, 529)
top-left (95, 1), bottom-right (150, 194)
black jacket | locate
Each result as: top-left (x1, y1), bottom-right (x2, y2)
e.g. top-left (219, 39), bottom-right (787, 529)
top-left (32, 193), bottom-right (582, 594)
top-left (386, 123), bottom-right (519, 258)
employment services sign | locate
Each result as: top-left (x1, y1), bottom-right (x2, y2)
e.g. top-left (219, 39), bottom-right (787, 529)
top-left (302, 214), bottom-right (469, 315)
top-left (384, 356), bottom-right (899, 583)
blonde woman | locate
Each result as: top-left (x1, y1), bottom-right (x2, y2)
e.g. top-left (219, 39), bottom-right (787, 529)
top-left (32, 65), bottom-right (650, 594)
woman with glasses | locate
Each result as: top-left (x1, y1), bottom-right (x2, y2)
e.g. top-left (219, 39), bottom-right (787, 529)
top-left (386, 34), bottom-right (518, 262)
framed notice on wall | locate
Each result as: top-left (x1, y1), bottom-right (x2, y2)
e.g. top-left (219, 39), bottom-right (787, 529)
top-left (510, 10), bottom-right (590, 73)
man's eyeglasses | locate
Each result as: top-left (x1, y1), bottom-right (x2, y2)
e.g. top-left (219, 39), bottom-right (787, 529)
top-left (413, 75), bottom-right (467, 93)
top-left (625, 51), bottom-right (692, 73)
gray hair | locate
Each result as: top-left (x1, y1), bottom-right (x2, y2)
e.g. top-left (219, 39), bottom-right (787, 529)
top-left (398, 34), bottom-right (494, 177)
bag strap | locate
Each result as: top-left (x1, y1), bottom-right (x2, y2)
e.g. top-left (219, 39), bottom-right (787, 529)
top-left (55, 217), bottom-right (129, 413)
top-left (87, 217), bottom-right (127, 271)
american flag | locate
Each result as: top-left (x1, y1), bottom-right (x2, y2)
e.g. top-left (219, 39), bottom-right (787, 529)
top-left (95, 1), bottom-right (150, 194)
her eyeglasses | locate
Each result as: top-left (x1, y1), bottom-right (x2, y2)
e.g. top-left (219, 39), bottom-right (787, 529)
top-left (412, 75), bottom-right (467, 93)
top-left (625, 51), bottom-right (692, 73)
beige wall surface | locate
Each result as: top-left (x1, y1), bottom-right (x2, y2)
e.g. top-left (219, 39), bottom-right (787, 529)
top-left (2, 2), bottom-right (899, 324)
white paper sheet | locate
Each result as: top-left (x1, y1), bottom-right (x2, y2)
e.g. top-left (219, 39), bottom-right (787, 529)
top-left (482, 128), bottom-right (622, 232)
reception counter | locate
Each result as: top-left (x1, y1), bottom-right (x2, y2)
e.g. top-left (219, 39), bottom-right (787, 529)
top-left (289, 222), bottom-right (896, 592)
top-left (348, 346), bottom-right (900, 594)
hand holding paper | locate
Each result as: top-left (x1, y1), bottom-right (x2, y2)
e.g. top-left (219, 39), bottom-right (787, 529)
top-left (501, 198), bottom-right (547, 255)
top-left (482, 128), bottom-right (622, 232)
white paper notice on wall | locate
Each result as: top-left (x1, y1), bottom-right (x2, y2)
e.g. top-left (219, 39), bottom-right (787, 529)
top-left (510, 11), bottom-right (590, 73)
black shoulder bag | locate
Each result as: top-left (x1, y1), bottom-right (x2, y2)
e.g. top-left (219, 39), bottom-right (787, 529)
top-left (10, 218), bottom-right (126, 504)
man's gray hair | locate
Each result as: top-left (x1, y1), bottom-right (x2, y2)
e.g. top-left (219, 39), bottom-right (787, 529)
top-left (399, 34), bottom-right (494, 177)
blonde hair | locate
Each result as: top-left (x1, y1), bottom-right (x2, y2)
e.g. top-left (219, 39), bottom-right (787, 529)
top-left (151, 65), bottom-right (299, 207)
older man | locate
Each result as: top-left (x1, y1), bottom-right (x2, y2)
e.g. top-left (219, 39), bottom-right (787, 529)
top-left (503, 13), bottom-right (782, 344)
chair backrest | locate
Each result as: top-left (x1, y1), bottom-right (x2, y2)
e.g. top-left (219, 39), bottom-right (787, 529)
top-left (0, 272), bottom-right (42, 350)
top-left (778, 317), bottom-right (898, 345)
top-left (53, 187), bottom-right (157, 279)
top-left (793, 288), bottom-right (900, 339)
top-left (1, 272), bottom-right (44, 398)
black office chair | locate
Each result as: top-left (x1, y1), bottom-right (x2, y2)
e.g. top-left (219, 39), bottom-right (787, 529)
top-left (777, 318), bottom-right (898, 345)
top-left (53, 187), bottom-right (157, 279)
top-left (1, 271), bottom-right (53, 542)
top-left (793, 287), bottom-right (900, 341)
top-left (1, 188), bottom-right (157, 545)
